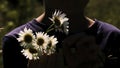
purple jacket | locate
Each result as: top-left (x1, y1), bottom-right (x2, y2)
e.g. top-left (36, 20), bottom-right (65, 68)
top-left (85, 19), bottom-right (120, 68)
top-left (2, 19), bottom-right (120, 68)
top-left (2, 19), bottom-right (47, 68)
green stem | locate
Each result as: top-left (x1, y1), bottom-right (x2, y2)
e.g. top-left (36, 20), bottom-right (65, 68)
top-left (46, 23), bottom-right (55, 33)
top-left (46, 28), bottom-right (54, 33)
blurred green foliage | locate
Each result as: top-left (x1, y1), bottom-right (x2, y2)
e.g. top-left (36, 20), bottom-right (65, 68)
top-left (86, 0), bottom-right (120, 28)
top-left (0, 0), bottom-right (44, 67)
top-left (0, 0), bottom-right (120, 68)
top-left (0, 0), bottom-right (44, 47)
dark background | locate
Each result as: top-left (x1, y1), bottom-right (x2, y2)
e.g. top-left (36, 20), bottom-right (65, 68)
top-left (0, 0), bottom-right (120, 68)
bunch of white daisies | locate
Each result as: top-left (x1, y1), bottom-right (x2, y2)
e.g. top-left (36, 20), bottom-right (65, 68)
top-left (17, 10), bottom-right (69, 60)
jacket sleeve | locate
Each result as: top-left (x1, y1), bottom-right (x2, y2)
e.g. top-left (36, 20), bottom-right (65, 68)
top-left (104, 31), bottom-right (120, 68)
top-left (2, 36), bottom-right (28, 68)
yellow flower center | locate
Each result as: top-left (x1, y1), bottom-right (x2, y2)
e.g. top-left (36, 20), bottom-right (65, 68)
top-left (54, 17), bottom-right (61, 26)
top-left (24, 34), bottom-right (32, 43)
top-left (37, 38), bottom-right (44, 46)
top-left (29, 48), bottom-right (37, 54)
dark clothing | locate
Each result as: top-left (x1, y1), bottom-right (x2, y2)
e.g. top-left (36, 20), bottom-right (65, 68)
top-left (2, 19), bottom-right (66, 68)
top-left (85, 19), bottom-right (120, 68)
top-left (2, 19), bottom-right (47, 68)
top-left (2, 19), bottom-right (120, 68)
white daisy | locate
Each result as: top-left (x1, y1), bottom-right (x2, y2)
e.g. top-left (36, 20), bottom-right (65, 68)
top-left (49, 10), bottom-right (69, 26)
top-left (17, 27), bottom-right (35, 48)
top-left (21, 48), bottom-right (39, 60)
top-left (48, 10), bottom-right (69, 34)
top-left (45, 36), bottom-right (58, 55)
top-left (33, 32), bottom-right (49, 51)
top-left (63, 22), bottom-right (69, 35)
